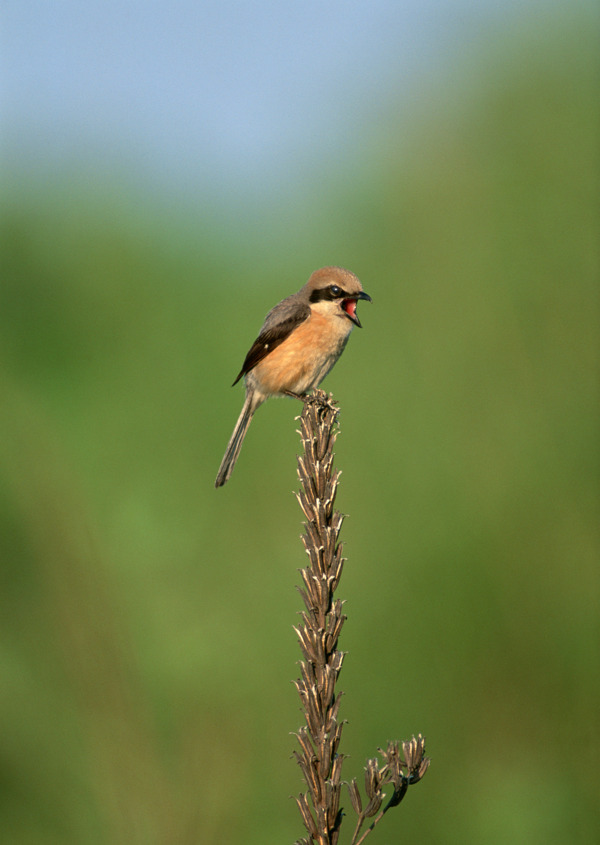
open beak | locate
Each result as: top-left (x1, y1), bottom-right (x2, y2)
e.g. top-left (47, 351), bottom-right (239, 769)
top-left (342, 291), bottom-right (372, 328)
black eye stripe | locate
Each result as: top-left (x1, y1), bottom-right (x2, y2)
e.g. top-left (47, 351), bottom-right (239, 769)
top-left (309, 286), bottom-right (350, 303)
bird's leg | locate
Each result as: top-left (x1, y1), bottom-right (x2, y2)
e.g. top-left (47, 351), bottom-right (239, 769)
top-left (283, 390), bottom-right (309, 402)
top-left (284, 389), bottom-right (336, 412)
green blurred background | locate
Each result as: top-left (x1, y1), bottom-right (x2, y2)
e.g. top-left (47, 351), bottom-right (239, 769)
top-left (1, 4), bottom-right (598, 844)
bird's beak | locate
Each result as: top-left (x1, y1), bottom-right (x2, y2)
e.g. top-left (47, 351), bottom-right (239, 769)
top-left (342, 291), bottom-right (372, 328)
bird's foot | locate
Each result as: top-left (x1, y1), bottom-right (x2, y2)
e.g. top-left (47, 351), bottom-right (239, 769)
top-left (303, 389), bottom-right (337, 410)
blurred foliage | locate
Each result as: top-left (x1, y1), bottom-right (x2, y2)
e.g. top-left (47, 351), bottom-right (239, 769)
top-left (1, 18), bottom-right (598, 845)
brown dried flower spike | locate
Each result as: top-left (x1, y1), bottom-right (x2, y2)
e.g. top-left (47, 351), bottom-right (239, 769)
top-left (292, 390), bottom-right (429, 845)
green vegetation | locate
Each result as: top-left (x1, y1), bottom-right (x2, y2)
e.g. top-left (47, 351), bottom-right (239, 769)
top-left (1, 20), bottom-right (597, 845)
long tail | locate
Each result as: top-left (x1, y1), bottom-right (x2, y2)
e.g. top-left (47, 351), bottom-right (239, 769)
top-left (215, 394), bottom-right (256, 487)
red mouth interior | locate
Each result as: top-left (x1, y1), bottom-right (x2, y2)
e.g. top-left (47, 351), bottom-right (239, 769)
top-left (343, 299), bottom-right (357, 320)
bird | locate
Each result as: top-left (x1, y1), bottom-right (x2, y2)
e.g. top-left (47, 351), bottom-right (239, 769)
top-left (214, 266), bottom-right (371, 488)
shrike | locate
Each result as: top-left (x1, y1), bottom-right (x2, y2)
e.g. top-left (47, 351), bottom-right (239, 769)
top-left (215, 266), bottom-right (371, 487)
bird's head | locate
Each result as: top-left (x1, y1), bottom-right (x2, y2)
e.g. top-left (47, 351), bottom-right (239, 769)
top-left (304, 266), bottom-right (372, 328)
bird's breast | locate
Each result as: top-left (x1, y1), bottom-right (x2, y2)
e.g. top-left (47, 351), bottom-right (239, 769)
top-left (249, 310), bottom-right (352, 396)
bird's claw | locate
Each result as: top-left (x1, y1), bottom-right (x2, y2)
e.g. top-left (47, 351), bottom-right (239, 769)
top-left (303, 389), bottom-right (337, 411)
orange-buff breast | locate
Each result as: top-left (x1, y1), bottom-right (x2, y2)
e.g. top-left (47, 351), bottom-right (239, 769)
top-left (252, 311), bottom-right (348, 396)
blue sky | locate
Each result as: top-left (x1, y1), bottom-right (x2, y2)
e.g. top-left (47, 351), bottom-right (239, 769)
top-left (2, 1), bottom-right (578, 203)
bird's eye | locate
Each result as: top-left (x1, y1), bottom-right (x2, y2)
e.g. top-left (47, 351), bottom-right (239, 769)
top-left (329, 284), bottom-right (341, 296)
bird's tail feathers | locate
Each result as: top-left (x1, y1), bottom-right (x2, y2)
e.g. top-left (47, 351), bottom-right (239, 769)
top-left (214, 395), bottom-right (255, 487)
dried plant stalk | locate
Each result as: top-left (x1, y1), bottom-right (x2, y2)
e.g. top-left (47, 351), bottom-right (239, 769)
top-left (292, 390), bottom-right (429, 845)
